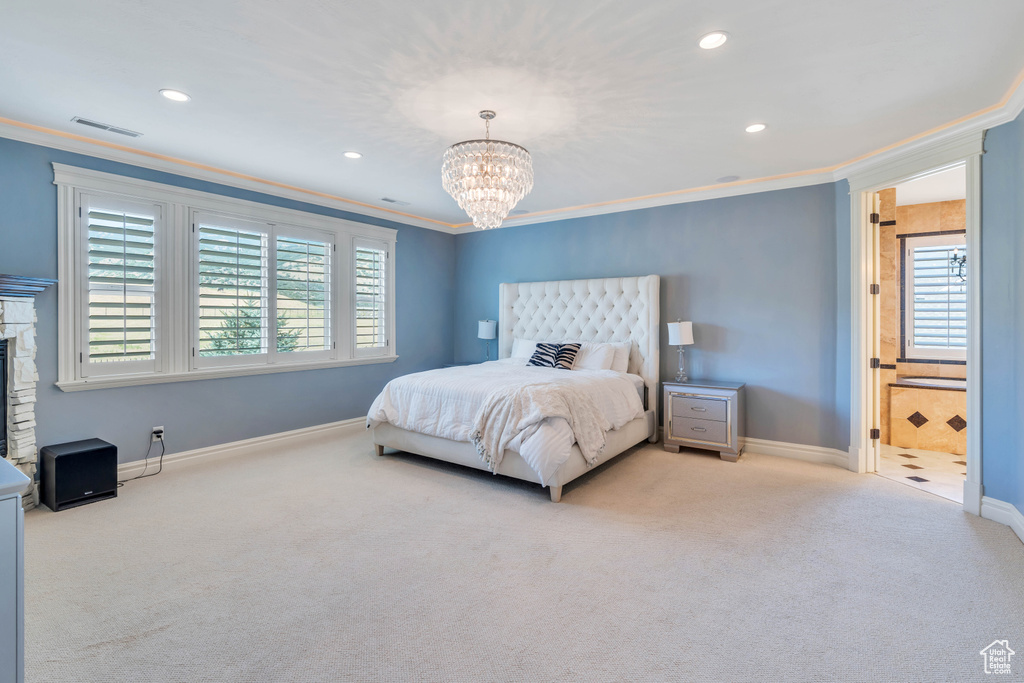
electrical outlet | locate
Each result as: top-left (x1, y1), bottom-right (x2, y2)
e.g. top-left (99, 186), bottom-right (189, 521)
top-left (152, 426), bottom-right (165, 442)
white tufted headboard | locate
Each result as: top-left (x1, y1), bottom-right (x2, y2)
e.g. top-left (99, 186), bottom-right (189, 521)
top-left (498, 275), bottom-right (660, 412)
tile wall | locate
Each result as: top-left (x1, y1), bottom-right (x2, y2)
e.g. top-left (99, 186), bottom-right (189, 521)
top-left (878, 194), bottom-right (967, 445)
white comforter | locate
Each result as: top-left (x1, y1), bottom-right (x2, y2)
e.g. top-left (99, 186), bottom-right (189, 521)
top-left (366, 359), bottom-right (645, 484)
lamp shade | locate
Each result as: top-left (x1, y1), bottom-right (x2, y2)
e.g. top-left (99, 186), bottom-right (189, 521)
top-left (667, 321), bottom-right (694, 346)
top-left (478, 320), bottom-right (497, 340)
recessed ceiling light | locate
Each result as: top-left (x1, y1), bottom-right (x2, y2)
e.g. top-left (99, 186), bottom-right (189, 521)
top-left (159, 89), bottom-right (191, 102)
top-left (698, 31), bottom-right (729, 49)
top-left (745, 123), bottom-right (767, 133)
top-left (343, 151), bottom-right (362, 159)
top-left (716, 175), bottom-right (740, 183)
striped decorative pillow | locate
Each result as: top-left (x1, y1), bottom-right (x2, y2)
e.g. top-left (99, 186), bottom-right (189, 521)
top-left (528, 342), bottom-right (581, 370)
top-left (554, 343), bottom-right (581, 370)
top-left (528, 343), bottom-right (559, 368)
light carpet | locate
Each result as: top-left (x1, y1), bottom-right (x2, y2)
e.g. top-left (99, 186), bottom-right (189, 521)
top-left (23, 427), bottom-right (1024, 682)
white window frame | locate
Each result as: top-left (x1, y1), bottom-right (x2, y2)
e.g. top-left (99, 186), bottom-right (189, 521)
top-left (903, 233), bottom-right (967, 361)
top-left (55, 164), bottom-right (397, 391)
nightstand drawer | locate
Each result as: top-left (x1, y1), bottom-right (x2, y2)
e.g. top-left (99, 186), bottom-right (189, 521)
top-left (670, 416), bottom-right (729, 445)
top-left (671, 395), bottom-right (727, 422)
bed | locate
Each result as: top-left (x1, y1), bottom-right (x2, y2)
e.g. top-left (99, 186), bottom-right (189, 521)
top-left (368, 275), bottom-right (660, 502)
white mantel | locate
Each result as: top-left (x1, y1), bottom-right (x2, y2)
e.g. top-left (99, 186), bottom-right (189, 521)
top-left (1, 297), bottom-right (41, 510)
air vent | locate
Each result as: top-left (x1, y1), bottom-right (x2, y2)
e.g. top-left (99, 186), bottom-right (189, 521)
top-left (71, 117), bottom-right (142, 138)
top-left (380, 197), bottom-right (410, 206)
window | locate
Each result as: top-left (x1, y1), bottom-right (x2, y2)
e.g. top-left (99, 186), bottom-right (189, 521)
top-left (55, 165), bottom-right (396, 390)
top-left (353, 238), bottom-right (387, 357)
top-left (903, 233), bottom-right (966, 360)
top-left (194, 214), bottom-right (271, 368)
top-left (78, 193), bottom-right (164, 377)
top-left (276, 233), bottom-right (331, 356)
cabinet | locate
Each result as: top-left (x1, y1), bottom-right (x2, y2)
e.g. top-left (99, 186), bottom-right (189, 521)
top-left (0, 458), bottom-right (29, 683)
top-left (663, 380), bottom-right (745, 461)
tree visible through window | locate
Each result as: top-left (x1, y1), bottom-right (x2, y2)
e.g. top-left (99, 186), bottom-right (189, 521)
top-left (276, 236), bottom-right (330, 353)
top-left (197, 224), bottom-right (268, 358)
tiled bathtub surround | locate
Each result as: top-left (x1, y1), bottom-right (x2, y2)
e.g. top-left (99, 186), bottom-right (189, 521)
top-left (889, 384), bottom-right (967, 455)
top-left (0, 297), bottom-right (39, 508)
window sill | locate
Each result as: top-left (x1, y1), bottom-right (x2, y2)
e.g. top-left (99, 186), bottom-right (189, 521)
top-left (56, 354), bottom-right (398, 392)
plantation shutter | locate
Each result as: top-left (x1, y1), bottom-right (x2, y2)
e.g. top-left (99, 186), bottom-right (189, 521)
top-left (195, 215), bottom-right (269, 365)
top-left (276, 233), bottom-right (332, 355)
top-left (81, 195), bottom-right (159, 376)
top-left (354, 239), bottom-right (387, 356)
top-left (909, 238), bottom-right (966, 356)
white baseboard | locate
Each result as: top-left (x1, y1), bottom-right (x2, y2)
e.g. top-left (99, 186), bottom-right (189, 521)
top-left (742, 437), bottom-right (850, 469)
top-left (981, 496), bottom-right (1024, 546)
top-left (117, 417), bottom-right (366, 478)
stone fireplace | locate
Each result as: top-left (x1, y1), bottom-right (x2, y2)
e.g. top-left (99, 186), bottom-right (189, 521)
top-left (1, 276), bottom-right (56, 510)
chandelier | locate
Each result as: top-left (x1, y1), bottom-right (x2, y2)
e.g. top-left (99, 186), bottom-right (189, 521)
top-left (442, 110), bottom-right (533, 229)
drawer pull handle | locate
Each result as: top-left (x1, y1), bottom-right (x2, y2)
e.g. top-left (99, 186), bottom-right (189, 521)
top-left (691, 427), bottom-right (707, 432)
top-left (691, 407), bottom-right (707, 412)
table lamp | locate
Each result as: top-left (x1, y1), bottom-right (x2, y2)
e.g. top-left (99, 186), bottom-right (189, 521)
top-left (666, 321), bottom-right (694, 382)
top-left (478, 320), bottom-right (497, 361)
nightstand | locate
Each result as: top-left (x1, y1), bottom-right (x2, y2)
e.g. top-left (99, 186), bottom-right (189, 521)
top-left (663, 380), bottom-right (745, 461)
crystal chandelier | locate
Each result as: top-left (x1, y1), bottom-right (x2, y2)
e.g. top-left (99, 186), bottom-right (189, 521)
top-left (442, 110), bottom-right (533, 229)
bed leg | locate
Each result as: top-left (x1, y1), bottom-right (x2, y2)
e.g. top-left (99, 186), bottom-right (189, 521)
top-left (374, 443), bottom-right (385, 457)
top-left (549, 485), bottom-right (562, 503)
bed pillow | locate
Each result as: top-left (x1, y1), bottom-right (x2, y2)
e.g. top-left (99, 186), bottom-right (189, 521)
top-left (527, 342), bottom-right (559, 367)
top-left (511, 338), bottom-right (540, 359)
top-left (571, 341), bottom-right (616, 370)
top-left (609, 341), bottom-right (632, 373)
top-left (554, 343), bottom-right (582, 370)
top-left (528, 342), bottom-right (581, 370)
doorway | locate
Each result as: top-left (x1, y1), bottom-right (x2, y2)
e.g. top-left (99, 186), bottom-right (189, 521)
top-left (846, 132), bottom-right (983, 514)
top-left (873, 166), bottom-right (968, 502)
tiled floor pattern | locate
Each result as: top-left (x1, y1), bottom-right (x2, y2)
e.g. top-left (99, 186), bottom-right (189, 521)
top-left (877, 444), bottom-right (965, 503)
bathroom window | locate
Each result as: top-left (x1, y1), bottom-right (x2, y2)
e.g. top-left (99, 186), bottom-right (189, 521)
top-left (903, 233), bottom-right (966, 361)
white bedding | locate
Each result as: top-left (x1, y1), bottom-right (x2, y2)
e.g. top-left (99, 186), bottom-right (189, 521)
top-left (367, 359), bottom-right (645, 484)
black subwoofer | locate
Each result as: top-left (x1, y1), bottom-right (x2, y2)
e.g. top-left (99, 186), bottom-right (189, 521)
top-left (40, 438), bottom-right (117, 511)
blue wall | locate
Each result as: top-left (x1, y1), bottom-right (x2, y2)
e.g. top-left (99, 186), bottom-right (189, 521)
top-left (0, 137), bottom-right (454, 463)
top-left (981, 112), bottom-right (1024, 513)
top-left (454, 184), bottom-right (845, 450)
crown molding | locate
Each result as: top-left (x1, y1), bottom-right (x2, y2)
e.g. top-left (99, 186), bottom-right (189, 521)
top-left (842, 128), bottom-right (986, 193)
top-left (490, 169), bottom-right (839, 230)
top-left (51, 163), bottom-right (398, 242)
top-left (837, 69), bottom-right (1024, 190)
top-left (2, 65), bottom-right (1023, 235)
top-left (0, 118), bottom-right (459, 234)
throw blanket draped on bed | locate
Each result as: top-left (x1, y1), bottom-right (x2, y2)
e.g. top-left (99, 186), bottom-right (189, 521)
top-left (470, 380), bottom-right (609, 473)
top-left (366, 360), bottom-right (644, 484)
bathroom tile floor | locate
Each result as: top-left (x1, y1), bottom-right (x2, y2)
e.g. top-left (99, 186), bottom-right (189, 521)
top-left (877, 444), bottom-right (965, 503)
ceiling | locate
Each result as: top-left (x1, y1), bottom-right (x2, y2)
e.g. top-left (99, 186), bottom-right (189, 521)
top-left (895, 165), bottom-right (966, 206)
top-left (2, 0), bottom-right (1023, 229)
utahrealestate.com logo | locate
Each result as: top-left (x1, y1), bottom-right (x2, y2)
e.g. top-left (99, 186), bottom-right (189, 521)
top-left (980, 640), bottom-right (1015, 675)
